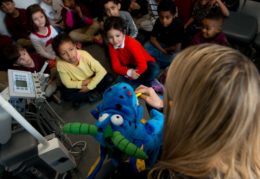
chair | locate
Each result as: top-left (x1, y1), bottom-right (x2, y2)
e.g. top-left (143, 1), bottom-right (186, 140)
top-left (222, 0), bottom-right (260, 57)
top-left (223, 11), bottom-right (258, 45)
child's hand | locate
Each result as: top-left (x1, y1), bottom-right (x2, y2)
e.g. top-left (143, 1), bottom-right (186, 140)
top-left (132, 70), bottom-right (140, 80)
top-left (82, 79), bottom-right (91, 86)
top-left (80, 86), bottom-right (90, 93)
top-left (127, 69), bottom-right (140, 79)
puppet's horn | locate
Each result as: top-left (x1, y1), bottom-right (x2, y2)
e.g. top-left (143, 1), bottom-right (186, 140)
top-left (63, 123), bottom-right (98, 136)
top-left (111, 131), bottom-right (148, 160)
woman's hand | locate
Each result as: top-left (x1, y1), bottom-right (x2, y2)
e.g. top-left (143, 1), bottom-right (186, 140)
top-left (135, 85), bottom-right (164, 109)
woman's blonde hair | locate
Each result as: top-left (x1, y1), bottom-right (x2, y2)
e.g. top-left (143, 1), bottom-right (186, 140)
top-left (150, 44), bottom-right (260, 179)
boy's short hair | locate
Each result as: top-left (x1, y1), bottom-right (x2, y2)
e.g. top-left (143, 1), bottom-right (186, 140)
top-left (52, 33), bottom-right (75, 57)
top-left (3, 44), bottom-right (23, 65)
top-left (157, 0), bottom-right (176, 15)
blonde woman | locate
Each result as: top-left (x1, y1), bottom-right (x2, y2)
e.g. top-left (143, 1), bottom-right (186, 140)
top-left (135, 44), bottom-right (260, 179)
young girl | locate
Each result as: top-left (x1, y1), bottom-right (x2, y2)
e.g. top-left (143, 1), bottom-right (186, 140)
top-left (135, 44), bottom-right (260, 179)
top-left (27, 4), bottom-right (58, 68)
top-left (61, 0), bottom-right (100, 43)
top-left (52, 33), bottom-right (113, 106)
top-left (104, 16), bottom-right (160, 89)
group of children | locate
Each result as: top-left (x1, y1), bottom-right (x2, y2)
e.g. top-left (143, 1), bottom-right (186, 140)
top-left (0, 0), bottom-right (231, 106)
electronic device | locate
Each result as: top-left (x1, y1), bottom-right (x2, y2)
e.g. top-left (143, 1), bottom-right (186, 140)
top-left (8, 69), bottom-right (36, 98)
top-left (38, 137), bottom-right (77, 174)
top-left (2, 64), bottom-right (77, 174)
top-left (0, 95), bottom-right (77, 174)
top-left (7, 62), bottom-right (49, 99)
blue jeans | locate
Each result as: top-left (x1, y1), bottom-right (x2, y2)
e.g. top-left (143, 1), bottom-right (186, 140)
top-left (117, 62), bottom-right (160, 89)
top-left (144, 42), bottom-right (176, 69)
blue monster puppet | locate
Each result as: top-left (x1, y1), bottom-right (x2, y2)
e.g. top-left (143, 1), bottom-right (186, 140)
top-left (63, 83), bottom-right (164, 179)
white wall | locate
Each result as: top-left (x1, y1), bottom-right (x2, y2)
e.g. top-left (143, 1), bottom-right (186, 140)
top-left (0, 0), bottom-right (39, 35)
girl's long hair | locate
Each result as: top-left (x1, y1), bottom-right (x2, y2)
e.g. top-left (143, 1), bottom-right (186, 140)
top-left (150, 44), bottom-right (260, 179)
top-left (27, 4), bottom-right (50, 32)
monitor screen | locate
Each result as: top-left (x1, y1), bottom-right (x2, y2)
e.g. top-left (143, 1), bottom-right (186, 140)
top-left (15, 80), bottom-right (28, 88)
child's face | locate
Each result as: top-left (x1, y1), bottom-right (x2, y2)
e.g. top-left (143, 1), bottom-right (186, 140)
top-left (201, 18), bottom-right (221, 39)
top-left (16, 49), bottom-right (34, 67)
top-left (63, 0), bottom-right (75, 8)
top-left (104, 1), bottom-right (120, 17)
top-left (159, 11), bottom-right (175, 27)
top-left (107, 28), bottom-right (124, 48)
top-left (0, 1), bottom-right (16, 14)
top-left (32, 11), bottom-right (46, 28)
top-left (58, 41), bottom-right (78, 65)
top-left (42, 0), bottom-right (52, 5)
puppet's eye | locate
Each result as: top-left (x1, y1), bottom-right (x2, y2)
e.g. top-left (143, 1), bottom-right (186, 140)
top-left (98, 113), bottom-right (109, 122)
top-left (111, 114), bottom-right (124, 126)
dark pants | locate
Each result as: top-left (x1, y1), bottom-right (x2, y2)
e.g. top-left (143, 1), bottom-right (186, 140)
top-left (117, 61), bottom-right (160, 89)
top-left (61, 73), bottom-right (113, 103)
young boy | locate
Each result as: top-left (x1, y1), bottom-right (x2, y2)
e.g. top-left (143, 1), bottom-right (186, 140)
top-left (190, 9), bottom-right (228, 46)
top-left (103, 0), bottom-right (138, 38)
top-left (52, 33), bottom-right (113, 106)
top-left (3, 44), bottom-right (58, 99)
top-left (0, 0), bottom-right (31, 48)
top-left (144, 0), bottom-right (184, 69)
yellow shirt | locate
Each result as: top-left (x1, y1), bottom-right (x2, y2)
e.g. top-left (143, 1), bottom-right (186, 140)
top-left (57, 50), bottom-right (107, 90)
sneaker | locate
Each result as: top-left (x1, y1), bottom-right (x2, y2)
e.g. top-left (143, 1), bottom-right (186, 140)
top-left (151, 79), bottom-right (164, 94)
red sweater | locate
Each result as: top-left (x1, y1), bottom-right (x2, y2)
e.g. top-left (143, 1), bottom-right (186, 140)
top-left (108, 35), bottom-right (155, 76)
